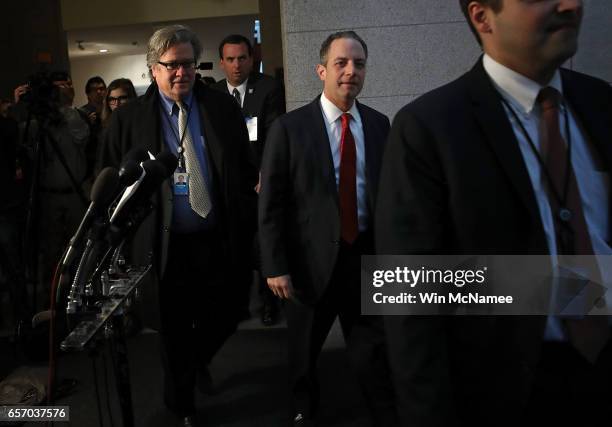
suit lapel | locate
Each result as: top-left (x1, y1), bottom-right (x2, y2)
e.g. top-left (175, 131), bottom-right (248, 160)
top-left (562, 70), bottom-right (612, 172)
top-left (357, 101), bottom-right (379, 215)
top-left (196, 85), bottom-right (224, 184)
top-left (309, 97), bottom-right (339, 205)
top-left (468, 60), bottom-right (541, 222)
top-left (219, 80), bottom-right (231, 96)
top-left (242, 75), bottom-right (257, 115)
top-left (141, 84), bottom-right (164, 155)
top-left (562, 70), bottom-right (612, 229)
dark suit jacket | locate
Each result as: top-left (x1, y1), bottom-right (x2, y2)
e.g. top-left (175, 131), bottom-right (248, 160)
top-left (376, 58), bottom-right (612, 426)
top-left (100, 80), bottom-right (258, 328)
top-left (259, 96), bottom-right (390, 303)
top-left (212, 72), bottom-right (285, 166)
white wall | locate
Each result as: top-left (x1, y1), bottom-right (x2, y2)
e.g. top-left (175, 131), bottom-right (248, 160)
top-left (280, 0), bottom-right (612, 121)
top-left (71, 54), bottom-right (148, 106)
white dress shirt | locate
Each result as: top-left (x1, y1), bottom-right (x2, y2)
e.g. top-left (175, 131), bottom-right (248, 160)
top-left (483, 54), bottom-right (612, 339)
top-left (319, 92), bottom-right (369, 231)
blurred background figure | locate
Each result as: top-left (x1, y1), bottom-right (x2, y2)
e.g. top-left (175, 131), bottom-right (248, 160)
top-left (101, 78), bottom-right (137, 127)
top-left (96, 78), bottom-right (137, 175)
top-left (78, 76), bottom-right (106, 184)
top-left (0, 98), bottom-right (12, 118)
top-left (78, 76), bottom-right (106, 124)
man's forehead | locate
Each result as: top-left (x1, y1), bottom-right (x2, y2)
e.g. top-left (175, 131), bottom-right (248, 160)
top-left (161, 43), bottom-right (195, 58)
top-left (329, 38), bottom-right (365, 55)
top-left (223, 43), bottom-right (249, 55)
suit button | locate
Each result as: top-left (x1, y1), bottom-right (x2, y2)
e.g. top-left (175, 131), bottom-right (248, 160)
top-left (163, 226), bottom-right (169, 232)
top-left (332, 239), bottom-right (340, 245)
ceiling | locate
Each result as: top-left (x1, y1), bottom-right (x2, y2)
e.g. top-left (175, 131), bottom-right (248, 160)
top-left (67, 22), bottom-right (166, 58)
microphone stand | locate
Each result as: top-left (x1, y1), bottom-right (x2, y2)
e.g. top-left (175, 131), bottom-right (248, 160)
top-left (60, 199), bottom-right (156, 427)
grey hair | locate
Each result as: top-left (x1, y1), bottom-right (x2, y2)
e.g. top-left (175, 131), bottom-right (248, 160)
top-left (146, 25), bottom-right (202, 72)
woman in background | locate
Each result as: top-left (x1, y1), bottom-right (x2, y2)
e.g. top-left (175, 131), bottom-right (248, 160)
top-left (96, 78), bottom-right (137, 174)
top-left (101, 78), bottom-right (137, 127)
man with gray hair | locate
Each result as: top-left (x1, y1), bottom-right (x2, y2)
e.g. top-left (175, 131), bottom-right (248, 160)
top-left (101, 25), bottom-right (257, 427)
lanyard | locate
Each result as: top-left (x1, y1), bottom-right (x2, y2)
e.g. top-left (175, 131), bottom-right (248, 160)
top-left (498, 94), bottom-right (573, 218)
top-left (161, 96), bottom-right (195, 169)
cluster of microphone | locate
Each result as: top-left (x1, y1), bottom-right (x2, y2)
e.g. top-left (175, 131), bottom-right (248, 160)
top-left (61, 148), bottom-right (178, 313)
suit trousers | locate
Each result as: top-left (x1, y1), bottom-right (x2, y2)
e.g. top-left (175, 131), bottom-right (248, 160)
top-left (159, 230), bottom-right (239, 416)
top-left (285, 233), bottom-right (397, 426)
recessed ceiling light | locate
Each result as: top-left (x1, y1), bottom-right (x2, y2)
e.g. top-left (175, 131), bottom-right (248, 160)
top-left (99, 49), bottom-right (109, 53)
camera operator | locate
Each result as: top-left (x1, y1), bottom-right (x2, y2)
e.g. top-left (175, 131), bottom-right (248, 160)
top-left (78, 76), bottom-right (106, 181)
top-left (16, 70), bottom-right (90, 309)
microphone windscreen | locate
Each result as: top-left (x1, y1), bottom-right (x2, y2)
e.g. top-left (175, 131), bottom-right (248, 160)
top-left (121, 147), bottom-right (149, 166)
top-left (90, 167), bottom-right (120, 206)
top-left (155, 151), bottom-right (179, 177)
top-left (118, 147), bottom-right (149, 186)
top-left (118, 160), bottom-right (143, 187)
top-left (141, 159), bottom-right (167, 182)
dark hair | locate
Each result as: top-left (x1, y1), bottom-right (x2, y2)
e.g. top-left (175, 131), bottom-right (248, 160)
top-left (319, 31), bottom-right (368, 65)
top-left (218, 34), bottom-right (253, 59)
top-left (101, 78), bottom-right (137, 127)
top-left (459, 0), bottom-right (503, 45)
top-left (85, 76), bottom-right (106, 94)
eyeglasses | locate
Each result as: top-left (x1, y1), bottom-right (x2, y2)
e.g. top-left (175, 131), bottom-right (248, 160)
top-left (108, 95), bottom-right (129, 104)
top-left (157, 60), bottom-right (197, 71)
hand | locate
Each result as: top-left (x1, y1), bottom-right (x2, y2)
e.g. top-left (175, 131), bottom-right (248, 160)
top-left (87, 112), bottom-right (97, 124)
top-left (254, 172), bottom-right (261, 194)
top-left (14, 84), bottom-right (29, 103)
top-left (267, 274), bottom-right (293, 299)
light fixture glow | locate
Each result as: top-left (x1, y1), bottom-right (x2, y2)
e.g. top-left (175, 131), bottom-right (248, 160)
top-left (99, 49), bottom-right (109, 53)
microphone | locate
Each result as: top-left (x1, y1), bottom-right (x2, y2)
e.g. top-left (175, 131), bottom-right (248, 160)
top-left (118, 147), bottom-right (149, 188)
top-left (60, 167), bottom-right (120, 269)
top-left (155, 150), bottom-right (179, 177)
top-left (110, 159), bottom-right (169, 227)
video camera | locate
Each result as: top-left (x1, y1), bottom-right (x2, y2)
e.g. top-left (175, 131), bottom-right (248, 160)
top-left (21, 70), bottom-right (66, 125)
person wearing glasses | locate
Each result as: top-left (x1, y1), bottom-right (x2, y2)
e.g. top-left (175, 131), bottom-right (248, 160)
top-left (100, 25), bottom-right (257, 427)
top-left (101, 78), bottom-right (137, 127)
top-left (79, 76), bottom-right (106, 126)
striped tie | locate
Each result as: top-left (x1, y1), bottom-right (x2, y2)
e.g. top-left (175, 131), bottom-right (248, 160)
top-left (177, 101), bottom-right (211, 218)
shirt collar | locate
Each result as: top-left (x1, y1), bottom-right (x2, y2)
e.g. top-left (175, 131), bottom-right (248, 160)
top-left (158, 89), bottom-right (194, 115)
top-left (483, 54), bottom-right (563, 115)
top-left (226, 78), bottom-right (248, 95)
top-left (320, 92), bottom-right (361, 126)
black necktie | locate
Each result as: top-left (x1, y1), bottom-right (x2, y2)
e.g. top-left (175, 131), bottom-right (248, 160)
top-left (232, 88), bottom-right (241, 107)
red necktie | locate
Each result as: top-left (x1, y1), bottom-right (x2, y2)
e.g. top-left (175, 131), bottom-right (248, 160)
top-left (339, 113), bottom-right (359, 244)
top-left (538, 87), bottom-right (609, 363)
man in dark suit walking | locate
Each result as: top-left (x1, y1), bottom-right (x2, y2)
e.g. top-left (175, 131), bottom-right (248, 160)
top-left (212, 34), bottom-right (286, 325)
top-left (259, 31), bottom-right (396, 426)
top-left (101, 25), bottom-right (257, 427)
top-left (377, 1), bottom-right (612, 426)
top-left (212, 34), bottom-right (285, 165)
